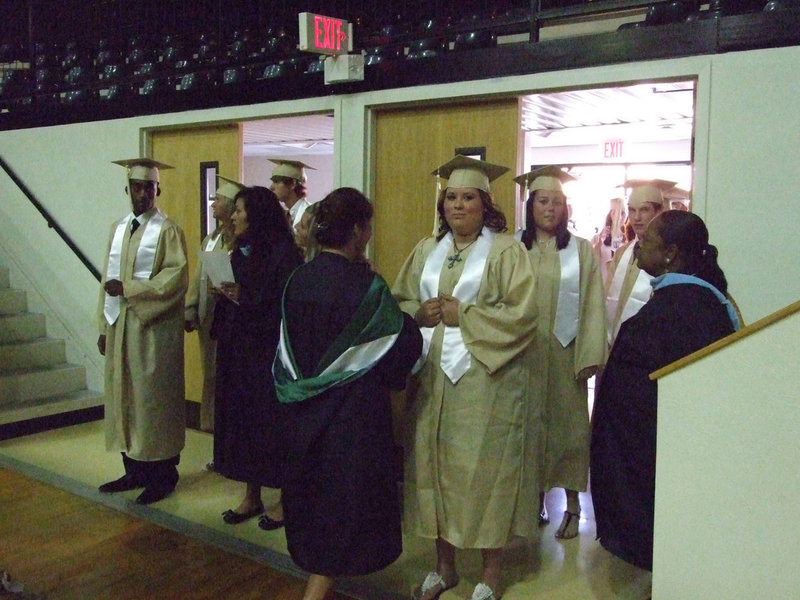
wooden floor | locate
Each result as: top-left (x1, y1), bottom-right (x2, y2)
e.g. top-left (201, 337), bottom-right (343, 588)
top-left (0, 421), bottom-right (654, 600)
top-left (0, 468), bottom-right (350, 600)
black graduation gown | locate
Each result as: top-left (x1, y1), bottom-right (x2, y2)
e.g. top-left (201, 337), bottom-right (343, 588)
top-left (590, 283), bottom-right (735, 570)
top-left (278, 252), bottom-right (422, 577)
top-left (213, 239), bottom-right (303, 487)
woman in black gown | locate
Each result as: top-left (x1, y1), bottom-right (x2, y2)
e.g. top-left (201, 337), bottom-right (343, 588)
top-left (213, 186), bottom-right (303, 525)
top-left (274, 187), bottom-right (422, 600)
top-left (591, 210), bottom-right (740, 571)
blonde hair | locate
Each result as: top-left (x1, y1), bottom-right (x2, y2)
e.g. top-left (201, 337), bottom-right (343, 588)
top-left (608, 197), bottom-right (627, 241)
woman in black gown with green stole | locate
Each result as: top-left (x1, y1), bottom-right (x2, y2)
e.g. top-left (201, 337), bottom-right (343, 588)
top-left (274, 188), bottom-right (422, 600)
top-left (591, 210), bottom-right (740, 571)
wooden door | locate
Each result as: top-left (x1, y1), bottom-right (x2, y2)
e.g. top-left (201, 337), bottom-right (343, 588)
top-left (372, 99), bottom-right (521, 445)
top-left (152, 124), bottom-right (242, 403)
top-left (372, 99), bottom-right (521, 286)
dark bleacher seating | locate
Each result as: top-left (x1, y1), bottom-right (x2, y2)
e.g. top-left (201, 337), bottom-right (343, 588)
top-left (0, 43), bottom-right (18, 63)
top-left (64, 65), bottom-right (91, 88)
top-left (98, 83), bottom-right (132, 102)
top-left (161, 44), bottom-right (188, 68)
top-left (227, 38), bottom-right (257, 64)
top-left (453, 30), bottom-right (498, 51)
top-left (195, 42), bottom-right (218, 65)
top-left (0, 68), bottom-right (32, 111)
top-left (1, 0), bottom-right (797, 130)
top-left (132, 61), bottom-right (157, 80)
top-left (99, 63), bottom-right (125, 83)
top-left (125, 45), bottom-right (157, 67)
top-left (364, 44), bottom-right (405, 66)
top-left (306, 57), bottom-right (325, 74)
top-left (222, 65), bottom-right (250, 85)
top-left (407, 37), bottom-right (448, 60)
top-left (34, 67), bottom-right (59, 93)
top-left (261, 63), bottom-right (287, 79)
top-left (764, 0), bottom-right (800, 10)
top-left (177, 69), bottom-right (214, 93)
top-left (710, 0), bottom-right (766, 16)
top-left (94, 49), bottom-right (119, 68)
top-left (60, 88), bottom-right (93, 105)
top-left (139, 77), bottom-right (165, 96)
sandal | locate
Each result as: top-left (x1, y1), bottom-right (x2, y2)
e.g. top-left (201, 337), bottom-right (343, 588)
top-left (412, 571), bottom-right (459, 600)
top-left (554, 510), bottom-right (580, 539)
top-left (222, 502), bottom-right (264, 525)
top-left (467, 582), bottom-right (501, 600)
top-left (538, 505), bottom-right (550, 526)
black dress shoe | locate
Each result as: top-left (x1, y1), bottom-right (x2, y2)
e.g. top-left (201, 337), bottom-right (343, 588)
top-left (99, 473), bottom-right (145, 493)
top-left (257, 514), bottom-right (285, 531)
top-left (222, 503), bottom-right (264, 525)
top-left (135, 484), bottom-right (175, 505)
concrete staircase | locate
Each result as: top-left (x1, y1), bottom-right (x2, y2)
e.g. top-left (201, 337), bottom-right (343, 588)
top-left (0, 265), bottom-right (103, 427)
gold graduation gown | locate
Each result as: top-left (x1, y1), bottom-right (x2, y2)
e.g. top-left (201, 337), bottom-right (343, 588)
top-left (605, 239), bottom-right (646, 345)
top-left (97, 208), bottom-right (189, 462)
top-left (393, 233), bottom-right (540, 549)
top-left (184, 231), bottom-right (231, 431)
top-left (526, 235), bottom-right (607, 492)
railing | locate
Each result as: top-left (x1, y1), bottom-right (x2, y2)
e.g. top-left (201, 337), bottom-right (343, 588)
top-left (0, 155), bottom-right (101, 282)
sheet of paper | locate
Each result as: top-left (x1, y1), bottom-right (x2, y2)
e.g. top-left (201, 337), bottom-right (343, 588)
top-left (200, 251), bottom-right (234, 288)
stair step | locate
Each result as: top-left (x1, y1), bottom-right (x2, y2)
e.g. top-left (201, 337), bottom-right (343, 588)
top-left (0, 389), bottom-right (104, 426)
top-left (0, 288), bottom-right (26, 315)
top-left (0, 313), bottom-right (46, 344)
top-left (0, 364), bottom-right (87, 405)
top-left (0, 338), bottom-right (66, 372)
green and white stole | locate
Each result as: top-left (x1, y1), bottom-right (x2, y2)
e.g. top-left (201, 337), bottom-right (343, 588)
top-left (274, 273), bottom-right (403, 403)
top-left (418, 227), bottom-right (494, 384)
top-left (103, 209), bottom-right (165, 325)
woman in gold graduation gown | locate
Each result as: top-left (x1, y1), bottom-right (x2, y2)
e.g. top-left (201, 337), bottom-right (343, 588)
top-left (393, 156), bottom-right (539, 600)
top-left (514, 167), bottom-right (607, 540)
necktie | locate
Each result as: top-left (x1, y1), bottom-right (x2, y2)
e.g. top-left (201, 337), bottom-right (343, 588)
top-left (130, 218), bottom-right (140, 235)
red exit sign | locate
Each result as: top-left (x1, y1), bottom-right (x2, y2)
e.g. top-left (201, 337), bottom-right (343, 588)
top-left (603, 138), bottom-right (625, 159)
top-left (299, 12), bottom-right (353, 55)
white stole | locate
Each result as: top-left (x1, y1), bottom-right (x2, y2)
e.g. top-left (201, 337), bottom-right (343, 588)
top-left (605, 242), bottom-right (651, 343)
top-left (553, 235), bottom-right (580, 347)
top-left (103, 210), bottom-right (166, 325)
top-left (198, 233), bottom-right (222, 320)
top-left (418, 227), bottom-right (494, 384)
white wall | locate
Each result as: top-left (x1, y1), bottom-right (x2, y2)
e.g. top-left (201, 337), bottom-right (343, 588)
top-left (653, 308), bottom-right (800, 599)
top-left (1, 46), bottom-right (799, 391)
top-left (703, 47), bottom-right (800, 321)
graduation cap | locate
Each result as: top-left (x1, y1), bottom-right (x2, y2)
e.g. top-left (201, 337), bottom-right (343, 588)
top-left (268, 159), bottom-right (316, 182)
top-left (431, 154), bottom-right (509, 193)
top-left (619, 179), bottom-right (676, 208)
top-left (514, 165), bottom-right (577, 193)
top-left (112, 158), bottom-right (173, 183)
top-left (215, 175), bottom-right (245, 200)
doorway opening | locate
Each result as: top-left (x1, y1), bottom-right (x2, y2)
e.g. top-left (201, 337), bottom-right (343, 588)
top-left (519, 79), bottom-right (696, 240)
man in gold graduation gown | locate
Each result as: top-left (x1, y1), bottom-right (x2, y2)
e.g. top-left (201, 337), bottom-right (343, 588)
top-left (96, 158), bottom-right (188, 505)
top-left (393, 155), bottom-right (539, 600)
top-left (515, 166), bottom-right (608, 540)
top-left (605, 179), bottom-right (673, 346)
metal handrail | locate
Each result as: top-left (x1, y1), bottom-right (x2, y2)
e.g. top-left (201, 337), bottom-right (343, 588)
top-left (0, 155), bottom-right (101, 281)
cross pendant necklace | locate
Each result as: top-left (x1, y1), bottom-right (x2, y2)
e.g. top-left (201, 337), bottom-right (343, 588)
top-left (447, 238), bottom-right (477, 269)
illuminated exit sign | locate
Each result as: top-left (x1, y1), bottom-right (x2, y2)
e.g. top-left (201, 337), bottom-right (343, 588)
top-left (298, 12), bottom-right (353, 55)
